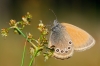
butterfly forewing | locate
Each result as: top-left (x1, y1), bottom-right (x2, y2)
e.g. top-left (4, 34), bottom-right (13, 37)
top-left (61, 23), bottom-right (95, 51)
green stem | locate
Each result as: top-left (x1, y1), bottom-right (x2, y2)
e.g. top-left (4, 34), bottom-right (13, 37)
top-left (15, 27), bottom-right (37, 49)
top-left (29, 49), bottom-right (39, 66)
top-left (21, 41), bottom-right (27, 66)
top-left (14, 27), bottom-right (38, 66)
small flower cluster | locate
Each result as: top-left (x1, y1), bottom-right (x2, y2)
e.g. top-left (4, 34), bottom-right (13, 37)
top-left (1, 12), bottom-right (32, 37)
top-left (38, 20), bottom-right (48, 35)
top-left (21, 12), bottom-right (32, 27)
top-left (38, 21), bottom-right (54, 60)
top-left (1, 12), bottom-right (53, 62)
top-left (9, 19), bottom-right (16, 26)
top-left (29, 20), bottom-right (53, 60)
top-left (1, 28), bottom-right (9, 37)
top-left (37, 20), bottom-right (48, 46)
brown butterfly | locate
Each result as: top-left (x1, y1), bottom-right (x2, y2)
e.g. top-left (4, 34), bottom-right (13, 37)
top-left (48, 20), bottom-right (95, 60)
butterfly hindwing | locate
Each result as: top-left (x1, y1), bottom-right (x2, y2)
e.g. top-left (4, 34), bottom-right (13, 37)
top-left (48, 23), bottom-right (74, 59)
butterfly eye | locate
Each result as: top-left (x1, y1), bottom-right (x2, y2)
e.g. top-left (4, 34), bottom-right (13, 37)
top-left (68, 41), bottom-right (72, 45)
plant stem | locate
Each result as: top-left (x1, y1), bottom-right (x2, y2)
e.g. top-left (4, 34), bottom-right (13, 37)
top-left (15, 27), bottom-right (37, 49)
top-left (21, 41), bottom-right (27, 66)
top-left (29, 49), bottom-right (39, 66)
top-left (15, 27), bottom-right (38, 66)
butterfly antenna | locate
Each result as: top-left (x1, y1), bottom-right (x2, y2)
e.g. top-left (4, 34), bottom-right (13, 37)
top-left (49, 9), bottom-right (59, 26)
top-left (49, 9), bottom-right (58, 21)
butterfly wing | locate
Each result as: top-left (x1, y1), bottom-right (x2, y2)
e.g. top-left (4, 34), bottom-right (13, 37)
top-left (61, 23), bottom-right (95, 51)
top-left (48, 23), bottom-right (74, 59)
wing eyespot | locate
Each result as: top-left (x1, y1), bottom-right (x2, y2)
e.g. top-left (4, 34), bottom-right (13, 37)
top-left (65, 50), bottom-right (68, 53)
top-left (68, 40), bottom-right (72, 45)
top-left (61, 50), bottom-right (64, 53)
top-left (67, 46), bottom-right (71, 50)
top-left (55, 48), bottom-right (60, 53)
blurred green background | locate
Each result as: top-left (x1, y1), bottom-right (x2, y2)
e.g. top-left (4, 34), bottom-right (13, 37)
top-left (0, 0), bottom-right (100, 66)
